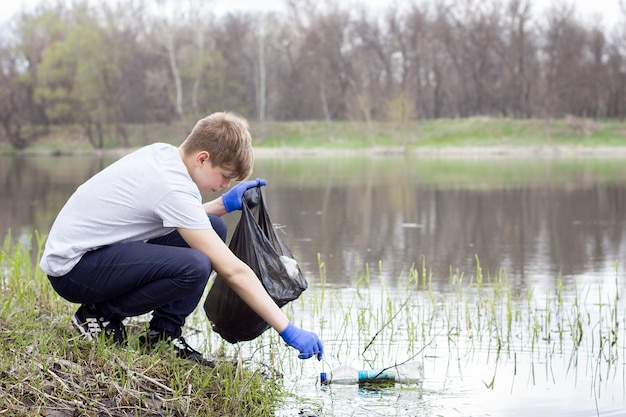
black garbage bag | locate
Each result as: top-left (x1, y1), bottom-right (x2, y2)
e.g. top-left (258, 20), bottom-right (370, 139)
top-left (204, 186), bottom-right (308, 343)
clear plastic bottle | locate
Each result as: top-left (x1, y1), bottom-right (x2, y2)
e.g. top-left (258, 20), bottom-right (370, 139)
top-left (320, 365), bottom-right (359, 384)
top-left (320, 361), bottom-right (423, 385)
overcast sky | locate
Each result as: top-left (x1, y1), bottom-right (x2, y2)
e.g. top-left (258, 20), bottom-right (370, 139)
top-left (0, 0), bottom-right (623, 27)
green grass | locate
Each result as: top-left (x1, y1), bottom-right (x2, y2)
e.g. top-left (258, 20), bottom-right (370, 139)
top-left (403, 116), bottom-right (626, 148)
top-left (0, 233), bottom-right (282, 416)
top-left (3, 116), bottom-right (626, 153)
top-left (250, 117), bottom-right (626, 149)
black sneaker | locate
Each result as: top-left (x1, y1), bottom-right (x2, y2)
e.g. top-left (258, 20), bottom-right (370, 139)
top-left (140, 329), bottom-right (215, 367)
top-left (71, 304), bottom-right (127, 345)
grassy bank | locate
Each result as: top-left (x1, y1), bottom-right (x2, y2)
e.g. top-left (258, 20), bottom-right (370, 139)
top-left (4, 117), bottom-right (626, 154)
top-left (0, 234), bottom-right (282, 416)
top-left (252, 116), bottom-right (626, 150)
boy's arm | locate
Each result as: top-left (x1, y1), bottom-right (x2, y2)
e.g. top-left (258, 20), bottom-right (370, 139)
top-left (202, 198), bottom-right (228, 216)
top-left (180, 227), bottom-right (288, 331)
top-left (178, 227), bottom-right (324, 359)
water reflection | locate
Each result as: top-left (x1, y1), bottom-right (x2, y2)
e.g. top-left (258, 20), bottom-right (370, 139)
top-left (2, 153), bottom-right (626, 292)
top-left (0, 154), bottom-right (112, 243)
top-left (253, 156), bottom-right (626, 292)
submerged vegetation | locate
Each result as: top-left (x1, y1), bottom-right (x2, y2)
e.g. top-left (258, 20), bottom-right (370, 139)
top-left (307, 256), bottom-right (624, 364)
top-left (1, 233), bottom-right (624, 415)
top-left (288, 255), bottom-right (625, 416)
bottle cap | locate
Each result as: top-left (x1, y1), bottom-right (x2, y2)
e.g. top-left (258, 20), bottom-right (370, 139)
top-left (320, 372), bottom-right (327, 383)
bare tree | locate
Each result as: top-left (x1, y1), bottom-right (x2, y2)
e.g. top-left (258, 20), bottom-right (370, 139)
top-left (499, 0), bottom-right (536, 117)
top-left (2, 0), bottom-right (626, 151)
top-left (0, 44), bottom-right (33, 149)
top-left (540, 4), bottom-right (589, 118)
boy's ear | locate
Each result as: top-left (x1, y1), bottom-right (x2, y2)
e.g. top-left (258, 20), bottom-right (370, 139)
top-left (195, 151), bottom-right (210, 166)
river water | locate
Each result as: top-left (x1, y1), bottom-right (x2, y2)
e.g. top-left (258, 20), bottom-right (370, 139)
top-left (1, 152), bottom-right (625, 416)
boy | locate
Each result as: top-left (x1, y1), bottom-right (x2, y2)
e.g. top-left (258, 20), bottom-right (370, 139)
top-left (39, 112), bottom-right (323, 366)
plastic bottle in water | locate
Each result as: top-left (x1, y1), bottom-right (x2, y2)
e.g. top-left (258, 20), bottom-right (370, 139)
top-left (320, 361), bottom-right (423, 385)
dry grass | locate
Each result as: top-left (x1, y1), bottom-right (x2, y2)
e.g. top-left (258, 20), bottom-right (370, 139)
top-left (0, 234), bottom-right (282, 417)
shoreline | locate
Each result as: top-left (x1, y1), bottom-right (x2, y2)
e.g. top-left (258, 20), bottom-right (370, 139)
top-left (252, 145), bottom-right (626, 158)
top-left (6, 144), bottom-right (626, 159)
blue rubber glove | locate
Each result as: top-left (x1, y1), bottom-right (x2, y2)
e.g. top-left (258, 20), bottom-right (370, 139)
top-left (279, 322), bottom-right (324, 360)
top-left (221, 178), bottom-right (267, 212)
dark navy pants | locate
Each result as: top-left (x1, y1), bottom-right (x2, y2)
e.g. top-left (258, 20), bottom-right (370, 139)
top-left (48, 215), bottom-right (228, 337)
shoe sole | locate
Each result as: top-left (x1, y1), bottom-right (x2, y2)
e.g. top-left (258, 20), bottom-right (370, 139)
top-left (71, 314), bottom-right (95, 341)
top-left (71, 313), bottom-right (132, 349)
top-left (143, 335), bottom-right (215, 367)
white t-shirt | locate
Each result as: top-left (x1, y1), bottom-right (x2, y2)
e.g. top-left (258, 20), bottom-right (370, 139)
top-left (40, 143), bottom-right (213, 277)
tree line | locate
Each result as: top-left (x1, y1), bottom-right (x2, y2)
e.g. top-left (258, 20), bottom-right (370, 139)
top-left (1, 0), bottom-right (625, 149)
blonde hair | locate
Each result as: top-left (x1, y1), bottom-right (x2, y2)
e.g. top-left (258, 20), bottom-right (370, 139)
top-left (180, 112), bottom-right (253, 181)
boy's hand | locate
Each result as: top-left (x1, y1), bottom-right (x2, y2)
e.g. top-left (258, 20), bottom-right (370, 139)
top-left (222, 178), bottom-right (267, 212)
top-left (280, 322), bottom-right (324, 360)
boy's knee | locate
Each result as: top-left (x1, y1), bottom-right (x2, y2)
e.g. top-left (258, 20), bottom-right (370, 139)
top-left (182, 249), bottom-right (212, 280)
